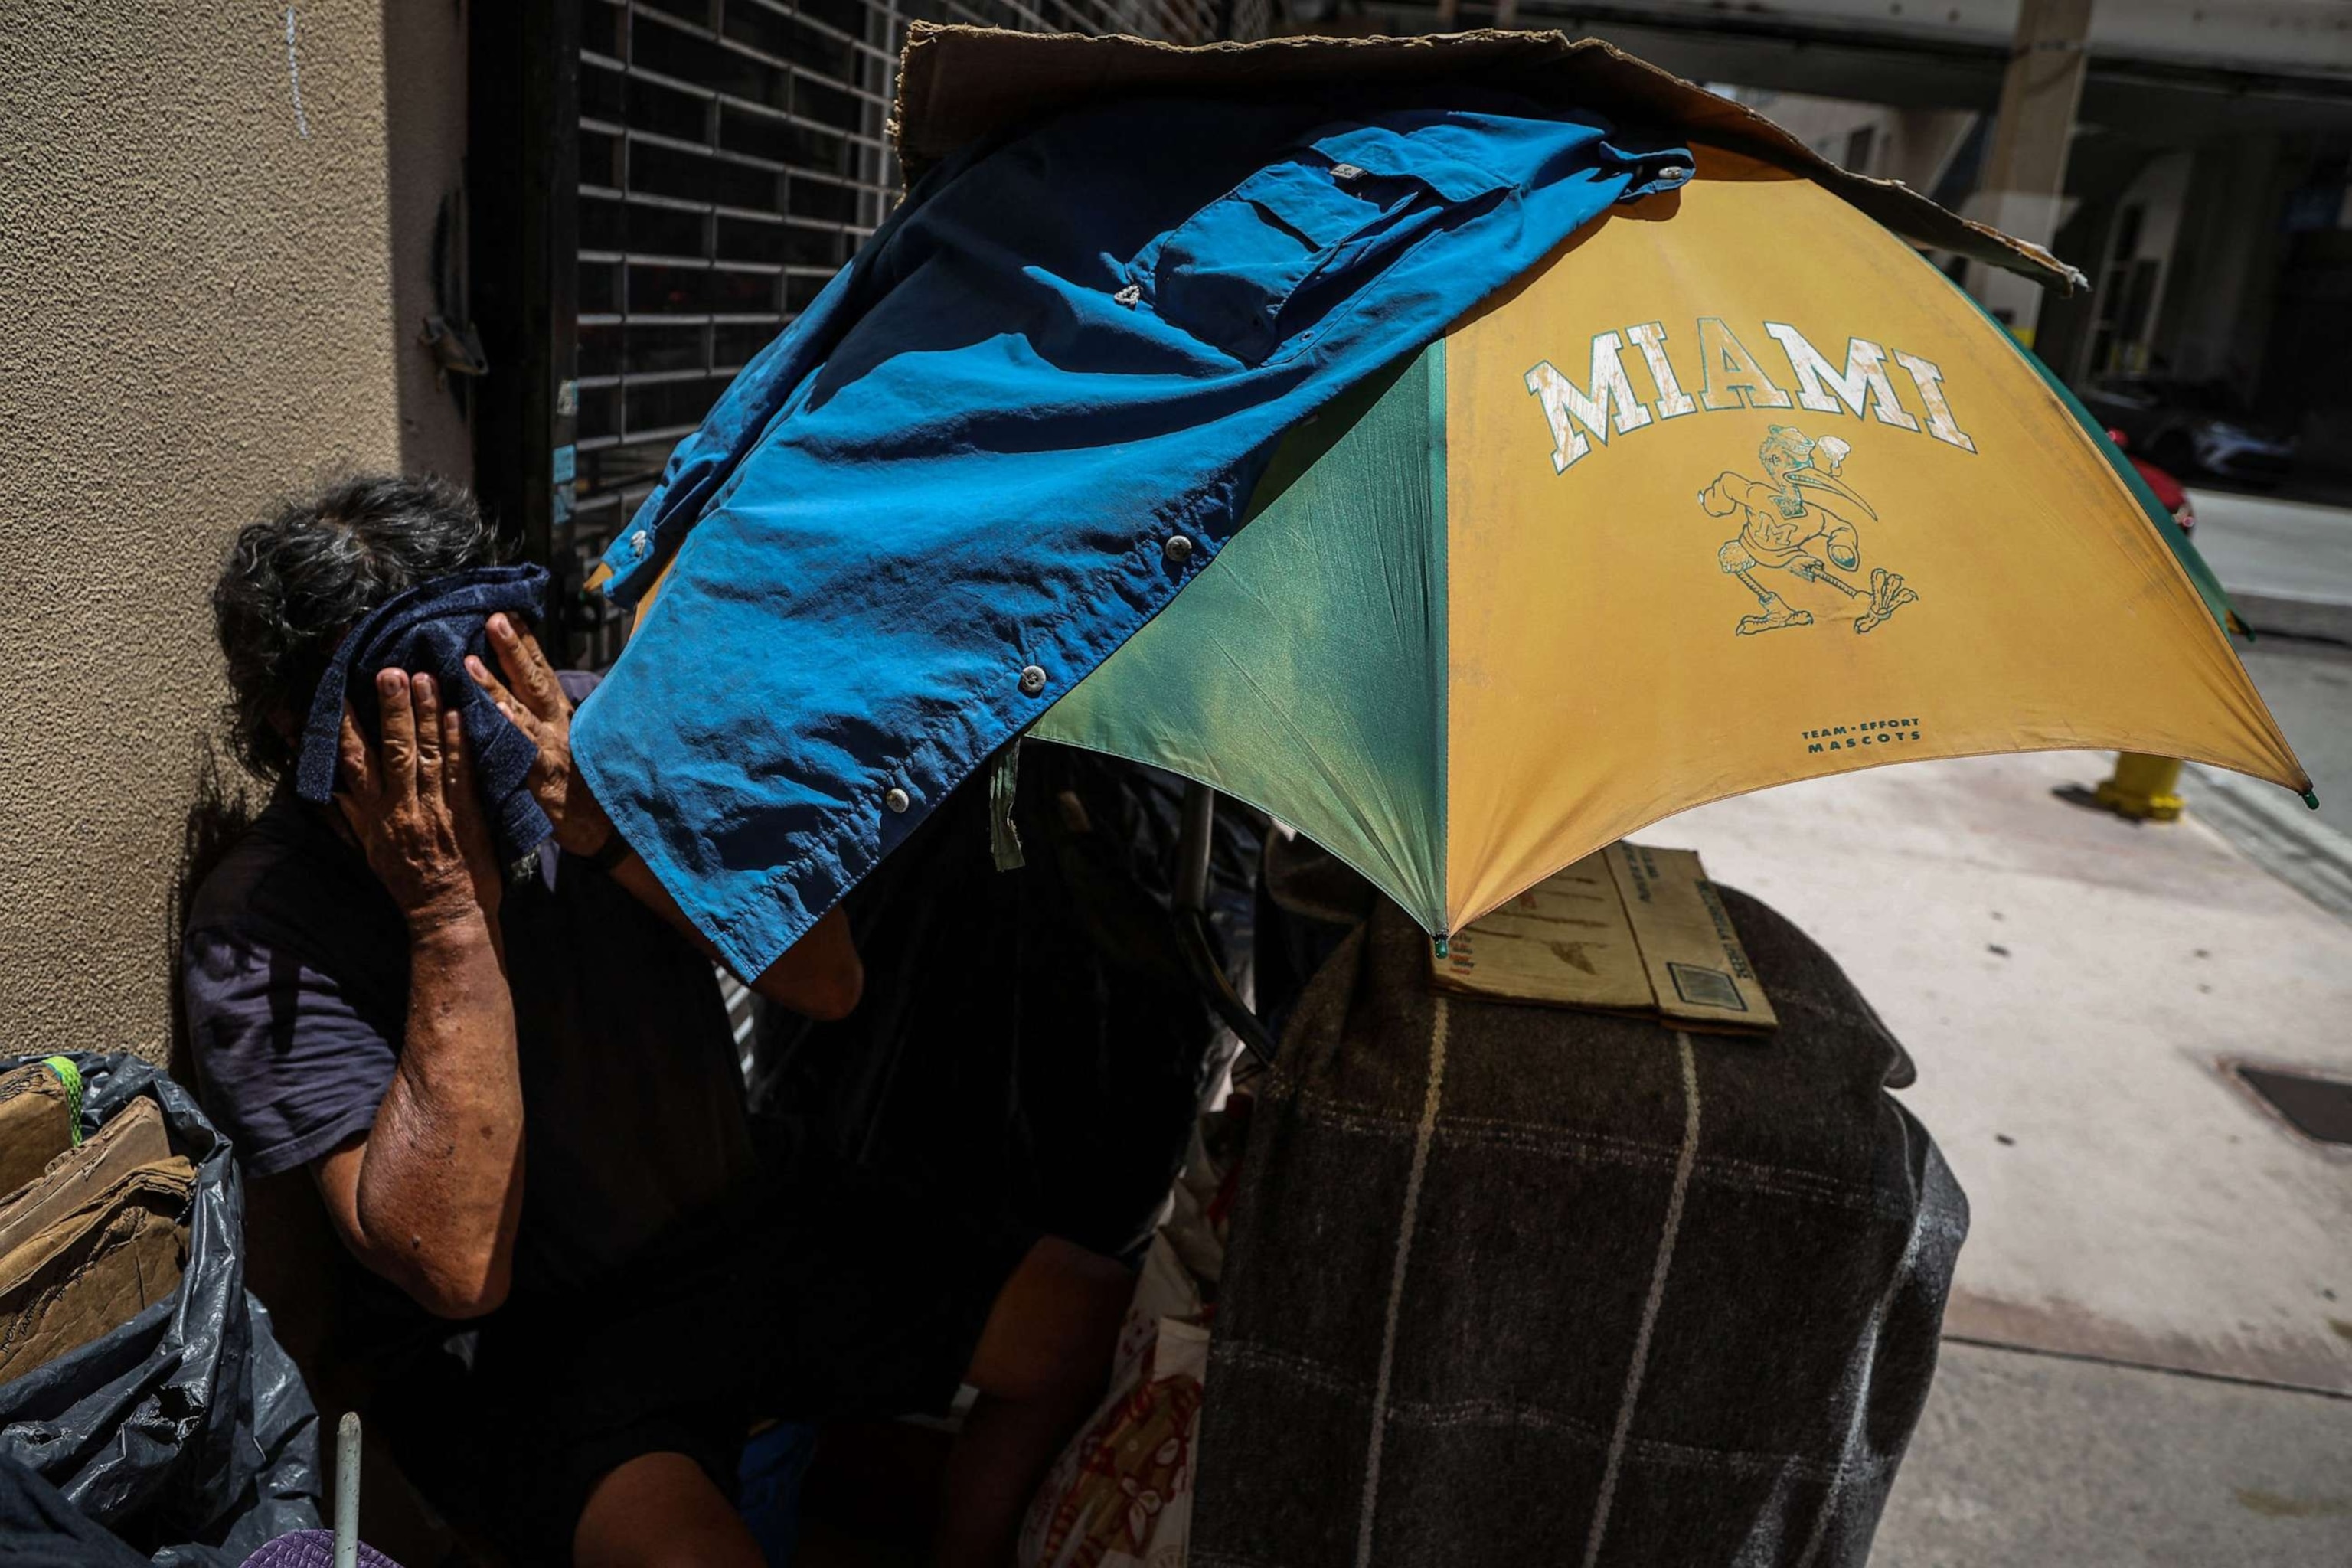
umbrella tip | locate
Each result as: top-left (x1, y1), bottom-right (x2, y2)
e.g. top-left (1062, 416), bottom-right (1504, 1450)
top-left (1433, 936), bottom-right (1450, 959)
top-left (2304, 789), bottom-right (2321, 811)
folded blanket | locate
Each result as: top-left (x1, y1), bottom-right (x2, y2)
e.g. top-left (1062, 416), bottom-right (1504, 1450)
top-left (292, 564), bottom-right (551, 866)
top-left (1194, 888), bottom-right (1965, 1567)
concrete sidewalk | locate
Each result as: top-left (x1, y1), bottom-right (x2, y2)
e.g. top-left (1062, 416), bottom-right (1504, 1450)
top-left (1651, 749), bottom-right (2352, 1560)
top-left (1875, 1341), bottom-right (2352, 1566)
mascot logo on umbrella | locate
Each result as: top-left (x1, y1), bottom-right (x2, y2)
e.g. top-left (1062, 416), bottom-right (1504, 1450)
top-left (1700, 425), bottom-right (1919, 636)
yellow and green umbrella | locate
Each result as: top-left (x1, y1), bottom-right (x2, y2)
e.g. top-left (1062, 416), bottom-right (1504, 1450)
top-left (1030, 145), bottom-right (2311, 940)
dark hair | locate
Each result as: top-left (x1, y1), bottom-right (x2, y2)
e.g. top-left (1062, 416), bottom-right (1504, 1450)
top-left (213, 474), bottom-right (507, 782)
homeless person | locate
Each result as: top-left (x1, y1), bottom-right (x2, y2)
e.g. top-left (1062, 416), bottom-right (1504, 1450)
top-left (181, 475), bottom-right (1130, 1567)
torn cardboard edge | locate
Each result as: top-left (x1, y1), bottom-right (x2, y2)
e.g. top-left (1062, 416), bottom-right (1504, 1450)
top-left (890, 24), bottom-right (2082, 294)
top-left (1432, 841), bottom-right (1776, 1033)
top-left (0, 1096), bottom-right (194, 1383)
top-left (0, 1098), bottom-right (175, 1260)
top-left (0, 1058), bottom-right (80, 1200)
top-left (0, 1158), bottom-right (193, 1383)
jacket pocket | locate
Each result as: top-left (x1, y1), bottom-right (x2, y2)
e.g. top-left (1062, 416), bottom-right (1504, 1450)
top-left (1148, 123), bottom-right (1511, 365)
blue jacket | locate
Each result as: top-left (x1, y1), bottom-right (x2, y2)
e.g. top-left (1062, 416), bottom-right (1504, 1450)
top-left (574, 92), bottom-right (1689, 978)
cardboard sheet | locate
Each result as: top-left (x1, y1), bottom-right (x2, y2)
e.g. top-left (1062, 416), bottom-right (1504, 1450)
top-left (0, 1099), bottom-right (191, 1383)
top-left (1431, 854), bottom-right (1652, 1012)
top-left (0, 1157), bottom-right (192, 1383)
top-left (1606, 842), bottom-right (1776, 1031)
top-left (1432, 841), bottom-right (1775, 1032)
top-left (0, 1060), bottom-right (76, 1200)
top-left (890, 25), bottom-right (2079, 292)
top-left (0, 1098), bottom-right (171, 1259)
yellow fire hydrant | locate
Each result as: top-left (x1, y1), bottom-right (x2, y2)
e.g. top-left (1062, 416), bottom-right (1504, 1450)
top-left (2093, 753), bottom-right (2187, 821)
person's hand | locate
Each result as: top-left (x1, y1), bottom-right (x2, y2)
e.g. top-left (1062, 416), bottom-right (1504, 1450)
top-left (338, 670), bottom-right (502, 929)
top-left (464, 613), bottom-right (615, 858)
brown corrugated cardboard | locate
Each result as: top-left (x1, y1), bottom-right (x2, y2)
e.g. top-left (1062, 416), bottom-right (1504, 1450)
top-left (889, 24), bottom-right (2081, 292)
top-left (0, 1097), bottom-right (172, 1260)
top-left (0, 1155), bottom-right (192, 1383)
top-left (0, 1061), bottom-right (77, 1200)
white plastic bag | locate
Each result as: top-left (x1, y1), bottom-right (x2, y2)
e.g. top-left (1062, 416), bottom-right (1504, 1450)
top-left (1018, 1098), bottom-right (1250, 1568)
top-left (1020, 1317), bottom-right (1210, 1568)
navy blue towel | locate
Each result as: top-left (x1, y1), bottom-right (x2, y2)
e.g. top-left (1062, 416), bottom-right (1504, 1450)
top-left (294, 564), bottom-right (553, 866)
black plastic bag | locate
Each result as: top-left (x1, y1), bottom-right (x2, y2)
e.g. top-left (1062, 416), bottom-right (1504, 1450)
top-left (0, 1454), bottom-right (150, 1566)
top-left (0, 1054), bottom-right (321, 1565)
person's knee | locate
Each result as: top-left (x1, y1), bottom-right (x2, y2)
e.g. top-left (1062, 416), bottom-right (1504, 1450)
top-left (1037, 1236), bottom-right (1132, 1359)
top-left (573, 1450), bottom-right (763, 1568)
top-left (966, 1236), bottom-right (1132, 1406)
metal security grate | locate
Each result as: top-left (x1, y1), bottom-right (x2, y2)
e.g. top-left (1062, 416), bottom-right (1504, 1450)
top-left (565, 0), bottom-right (1240, 666)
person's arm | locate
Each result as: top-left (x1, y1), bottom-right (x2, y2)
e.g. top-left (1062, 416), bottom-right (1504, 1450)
top-left (602, 852), bottom-right (863, 1020)
top-left (466, 613), bottom-right (863, 1019)
top-left (314, 669), bottom-right (524, 1320)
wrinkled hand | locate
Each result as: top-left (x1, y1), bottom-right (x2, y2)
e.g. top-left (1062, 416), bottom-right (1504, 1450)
top-left (338, 670), bottom-right (501, 927)
top-left (465, 613), bottom-right (614, 859)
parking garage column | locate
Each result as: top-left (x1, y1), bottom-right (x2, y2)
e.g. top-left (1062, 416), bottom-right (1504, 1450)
top-left (1968, 0), bottom-right (2093, 348)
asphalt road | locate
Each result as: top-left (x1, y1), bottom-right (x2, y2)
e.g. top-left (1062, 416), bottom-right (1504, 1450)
top-left (2180, 489), bottom-right (2352, 915)
top-left (2191, 488), bottom-right (2352, 644)
top-left (2178, 632), bottom-right (2352, 924)
top-left (2237, 634), bottom-right (2352, 828)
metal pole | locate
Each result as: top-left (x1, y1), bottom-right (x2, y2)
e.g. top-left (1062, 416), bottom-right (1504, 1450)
top-left (334, 1410), bottom-right (361, 1568)
top-left (1175, 778), bottom-right (1215, 916)
top-left (1174, 780), bottom-right (1279, 1064)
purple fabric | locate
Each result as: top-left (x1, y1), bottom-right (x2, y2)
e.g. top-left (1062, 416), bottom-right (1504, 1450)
top-left (238, 1530), bottom-right (400, 1568)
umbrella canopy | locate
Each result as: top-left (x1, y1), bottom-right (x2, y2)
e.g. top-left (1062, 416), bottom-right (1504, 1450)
top-left (1029, 144), bottom-right (2309, 939)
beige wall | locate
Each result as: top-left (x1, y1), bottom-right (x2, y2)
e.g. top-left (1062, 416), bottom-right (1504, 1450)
top-left (0, 1), bottom-right (466, 1063)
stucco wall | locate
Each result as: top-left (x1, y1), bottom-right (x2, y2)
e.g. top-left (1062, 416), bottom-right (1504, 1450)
top-left (0, 2), bottom-right (449, 1063)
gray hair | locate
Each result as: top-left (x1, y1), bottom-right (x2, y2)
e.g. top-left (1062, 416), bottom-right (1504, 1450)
top-left (211, 475), bottom-right (507, 782)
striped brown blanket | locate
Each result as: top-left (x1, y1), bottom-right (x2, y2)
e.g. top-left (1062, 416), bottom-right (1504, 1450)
top-left (1191, 888), bottom-right (1965, 1568)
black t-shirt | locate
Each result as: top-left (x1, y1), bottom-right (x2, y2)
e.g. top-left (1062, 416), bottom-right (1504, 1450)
top-left (181, 677), bottom-right (754, 1305)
